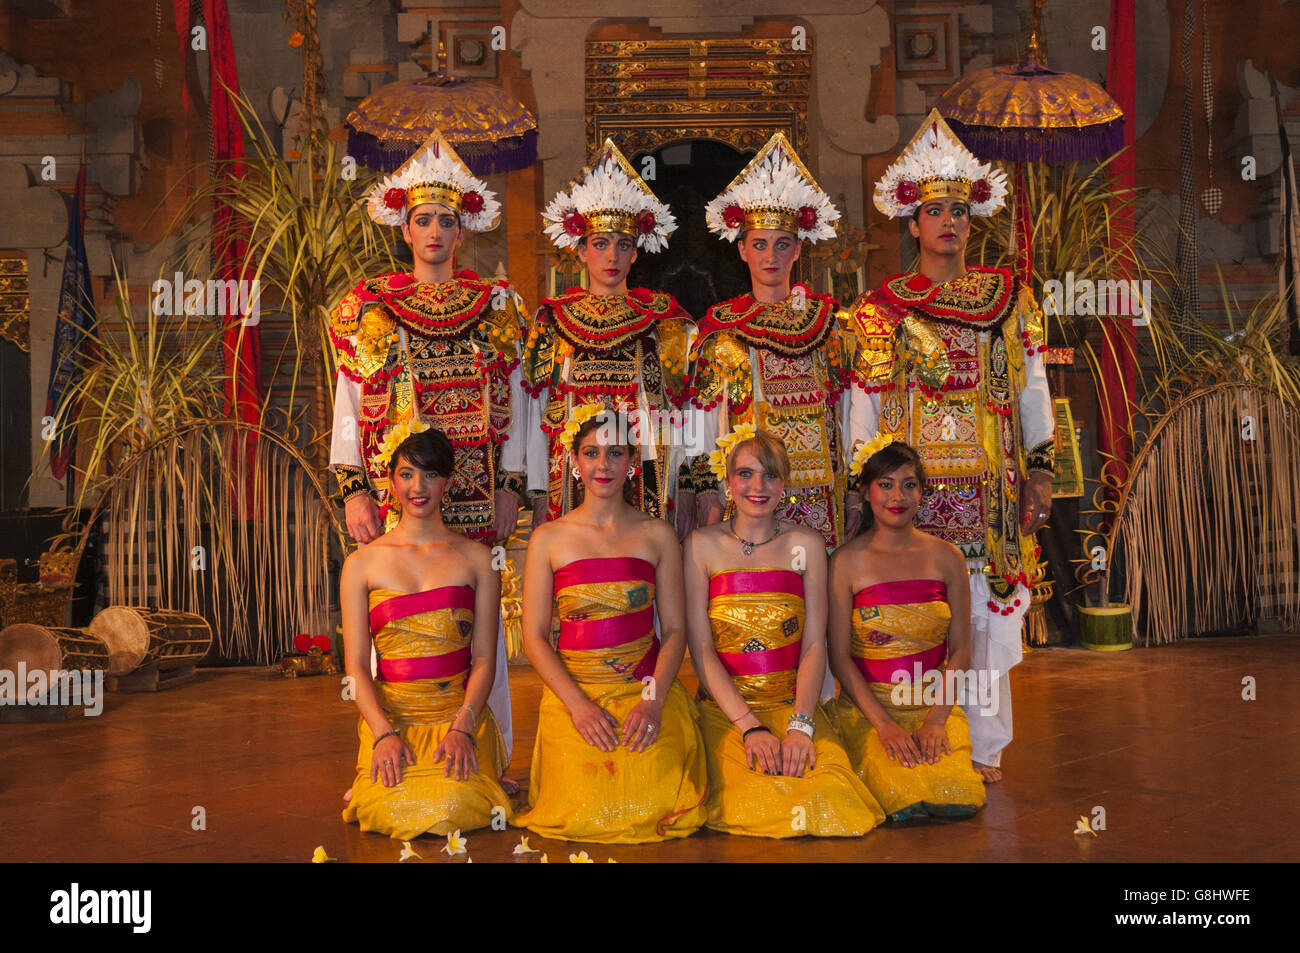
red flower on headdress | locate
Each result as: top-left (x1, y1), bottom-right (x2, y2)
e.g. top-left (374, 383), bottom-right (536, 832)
top-left (722, 203), bottom-right (745, 229)
top-left (795, 205), bottom-right (818, 230)
top-left (970, 178), bottom-right (992, 204)
top-left (896, 181), bottom-right (919, 205)
top-left (383, 187), bottom-right (407, 211)
top-left (562, 210), bottom-right (587, 236)
top-left (635, 210), bottom-right (657, 234)
top-left (462, 190), bottom-right (485, 214)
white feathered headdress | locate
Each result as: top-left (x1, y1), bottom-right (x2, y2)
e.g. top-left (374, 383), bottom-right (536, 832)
top-left (873, 109), bottom-right (1008, 219)
top-left (541, 139), bottom-right (676, 253)
top-left (365, 129), bottom-right (500, 232)
top-left (705, 132), bottom-right (839, 244)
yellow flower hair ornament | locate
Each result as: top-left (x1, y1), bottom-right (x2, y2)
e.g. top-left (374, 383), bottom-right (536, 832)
top-left (708, 422), bottom-right (758, 484)
top-left (848, 433), bottom-right (896, 480)
top-left (375, 416), bottom-right (430, 470)
top-left (557, 403), bottom-right (609, 454)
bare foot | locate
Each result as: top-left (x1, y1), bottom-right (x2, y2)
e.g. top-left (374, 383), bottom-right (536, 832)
top-left (342, 787), bottom-right (353, 804)
top-left (973, 762), bottom-right (1002, 783)
top-left (499, 776), bottom-right (520, 796)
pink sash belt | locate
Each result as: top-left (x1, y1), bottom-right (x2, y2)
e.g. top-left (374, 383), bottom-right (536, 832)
top-left (632, 636), bottom-right (660, 682)
top-left (709, 569), bottom-right (804, 599)
top-left (558, 605), bottom-right (655, 652)
top-left (558, 607), bottom-right (659, 682)
top-left (554, 557), bottom-right (655, 591)
top-left (853, 579), bottom-right (947, 608)
top-left (717, 640), bottom-right (802, 677)
top-left (853, 640), bottom-right (949, 683)
top-left (369, 585), bottom-right (475, 635)
top-left (377, 647), bottom-right (472, 683)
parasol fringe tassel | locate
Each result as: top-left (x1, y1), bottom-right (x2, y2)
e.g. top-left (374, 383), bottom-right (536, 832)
top-left (346, 129), bottom-right (538, 177)
top-left (946, 118), bottom-right (1125, 164)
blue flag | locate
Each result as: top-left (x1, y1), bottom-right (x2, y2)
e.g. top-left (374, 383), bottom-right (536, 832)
top-left (44, 165), bottom-right (97, 480)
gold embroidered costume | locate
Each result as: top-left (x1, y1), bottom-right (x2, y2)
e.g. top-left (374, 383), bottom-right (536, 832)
top-left (330, 270), bottom-right (527, 538)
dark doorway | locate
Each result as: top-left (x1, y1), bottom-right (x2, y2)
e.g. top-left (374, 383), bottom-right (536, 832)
top-left (626, 140), bottom-right (752, 321)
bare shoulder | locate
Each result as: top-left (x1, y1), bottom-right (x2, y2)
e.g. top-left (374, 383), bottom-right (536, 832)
top-left (527, 516), bottom-right (559, 551)
top-left (924, 534), bottom-right (967, 579)
top-left (830, 531), bottom-right (869, 568)
top-left (785, 523), bottom-right (824, 552)
top-left (457, 536), bottom-right (495, 572)
top-left (643, 515), bottom-right (682, 555)
top-left (341, 543), bottom-right (373, 580)
top-left (684, 520), bottom-right (726, 557)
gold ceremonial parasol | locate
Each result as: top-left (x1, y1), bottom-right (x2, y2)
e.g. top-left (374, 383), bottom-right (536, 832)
top-left (345, 43), bottom-right (537, 176)
top-left (934, 0), bottom-right (1123, 167)
top-left (935, 31), bottom-right (1123, 165)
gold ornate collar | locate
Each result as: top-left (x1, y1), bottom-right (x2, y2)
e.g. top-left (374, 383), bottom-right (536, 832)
top-left (542, 288), bottom-right (678, 351)
top-left (364, 272), bottom-right (492, 337)
top-left (698, 288), bottom-right (835, 357)
top-left (877, 267), bottom-right (1014, 327)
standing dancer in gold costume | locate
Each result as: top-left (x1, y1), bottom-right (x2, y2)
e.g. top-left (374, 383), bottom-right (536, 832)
top-left (523, 140), bottom-right (694, 533)
top-left (683, 133), bottom-right (852, 551)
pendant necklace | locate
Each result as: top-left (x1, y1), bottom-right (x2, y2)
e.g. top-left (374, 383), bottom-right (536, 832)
top-left (729, 517), bottom-right (781, 556)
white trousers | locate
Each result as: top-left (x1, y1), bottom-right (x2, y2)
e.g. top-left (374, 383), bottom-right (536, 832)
top-left (963, 575), bottom-right (1028, 768)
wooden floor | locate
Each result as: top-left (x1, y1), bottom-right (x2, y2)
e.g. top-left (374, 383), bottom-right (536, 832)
top-left (3, 636), bottom-right (1297, 863)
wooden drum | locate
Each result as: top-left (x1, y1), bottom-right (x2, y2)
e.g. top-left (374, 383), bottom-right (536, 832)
top-left (89, 607), bottom-right (213, 676)
top-left (0, 624), bottom-right (109, 674)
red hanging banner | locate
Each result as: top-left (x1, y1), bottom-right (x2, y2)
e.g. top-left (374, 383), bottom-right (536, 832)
top-left (1101, 0), bottom-right (1138, 497)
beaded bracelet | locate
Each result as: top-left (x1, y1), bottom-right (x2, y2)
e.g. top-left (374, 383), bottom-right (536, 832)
top-left (373, 729), bottom-right (399, 747)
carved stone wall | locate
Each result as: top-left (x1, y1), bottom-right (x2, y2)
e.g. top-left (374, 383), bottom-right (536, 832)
top-left (512, 1), bottom-right (897, 228)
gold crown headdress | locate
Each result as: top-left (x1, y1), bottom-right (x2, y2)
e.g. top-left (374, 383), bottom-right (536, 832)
top-left (873, 109), bottom-right (1008, 219)
top-left (542, 139), bottom-right (677, 253)
top-left (705, 133), bottom-right (839, 244)
top-left (366, 130), bottom-right (501, 231)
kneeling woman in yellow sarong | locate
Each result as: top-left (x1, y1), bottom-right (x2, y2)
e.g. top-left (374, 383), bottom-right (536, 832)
top-left (516, 405), bottom-right (708, 843)
top-left (340, 427), bottom-right (512, 839)
top-left (683, 427), bottom-right (884, 838)
top-left (828, 439), bottom-right (985, 822)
